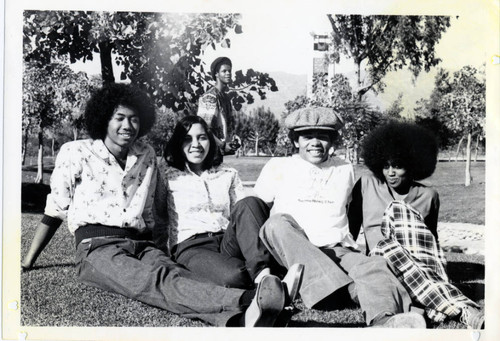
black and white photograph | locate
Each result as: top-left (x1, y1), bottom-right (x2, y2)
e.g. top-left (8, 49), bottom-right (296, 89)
top-left (2, 0), bottom-right (499, 340)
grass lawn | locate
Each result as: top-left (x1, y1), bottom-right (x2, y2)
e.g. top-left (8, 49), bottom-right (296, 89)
top-left (20, 156), bottom-right (485, 328)
top-left (21, 213), bottom-right (484, 328)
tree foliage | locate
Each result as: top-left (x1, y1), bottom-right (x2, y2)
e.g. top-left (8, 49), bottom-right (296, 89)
top-left (142, 106), bottom-right (180, 156)
top-left (233, 107), bottom-right (279, 156)
top-left (414, 65), bottom-right (485, 185)
top-left (23, 10), bottom-right (278, 114)
top-left (23, 62), bottom-right (96, 182)
top-left (327, 14), bottom-right (450, 100)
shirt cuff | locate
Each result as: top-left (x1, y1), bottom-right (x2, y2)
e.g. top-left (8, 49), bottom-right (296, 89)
top-left (41, 214), bottom-right (63, 228)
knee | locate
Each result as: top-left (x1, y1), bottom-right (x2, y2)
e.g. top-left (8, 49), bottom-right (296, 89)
top-left (260, 213), bottom-right (297, 239)
top-left (218, 268), bottom-right (252, 289)
top-left (233, 196), bottom-right (269, 214)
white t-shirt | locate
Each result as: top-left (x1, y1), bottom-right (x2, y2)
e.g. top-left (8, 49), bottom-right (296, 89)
top-left (254, 154), bottom-right (357, 248)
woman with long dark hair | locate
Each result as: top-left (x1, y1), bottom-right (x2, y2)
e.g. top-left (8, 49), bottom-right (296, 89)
top-left (155, 115), bottom-right (303, 303)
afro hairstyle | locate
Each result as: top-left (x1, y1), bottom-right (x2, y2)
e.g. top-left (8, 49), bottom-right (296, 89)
top-left (84, 83), bottom-right (156, 140)
top-left (362, 121), bottom-right (438, 181)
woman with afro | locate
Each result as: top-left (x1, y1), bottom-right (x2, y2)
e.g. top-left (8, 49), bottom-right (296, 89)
top-left (348, 121), bottom-right (484, 329)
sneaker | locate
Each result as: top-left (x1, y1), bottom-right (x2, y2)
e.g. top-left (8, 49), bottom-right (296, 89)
top-left (282, 264), bottom-right (305, 303)
top-left (244, 274), bottom-right (285, 327)
top-left (460, 306), bottom-right (485, 329)
top-left (371, 312), bottom-right (427, 328)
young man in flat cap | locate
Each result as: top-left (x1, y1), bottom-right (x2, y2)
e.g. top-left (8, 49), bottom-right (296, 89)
top-left (197, 56), bottom-right (240, 158)
top-left (253, 107), bottom-right (426, 328)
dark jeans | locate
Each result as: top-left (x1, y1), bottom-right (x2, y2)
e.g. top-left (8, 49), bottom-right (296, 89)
top-left (75, 236), bottom-right (246, 326)
top-left (173, 196), bottom-right (275, 289)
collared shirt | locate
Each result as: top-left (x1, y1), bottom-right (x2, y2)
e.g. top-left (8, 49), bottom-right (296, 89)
top-left (197, 87), bottom-right (231, 141)
top-left (155, 160), bottom-right (245, 252)
top-left (254, 154), bottom-right (357, 248)
top-left (44, 139), bottom-right (157, 234)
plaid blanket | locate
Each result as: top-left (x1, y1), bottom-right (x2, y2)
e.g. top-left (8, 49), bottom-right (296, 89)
top-left (371, 200), bottom-right (478, 322)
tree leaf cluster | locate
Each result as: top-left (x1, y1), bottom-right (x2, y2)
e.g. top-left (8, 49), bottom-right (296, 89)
top-left (23, 10), bottom-right (277, 115)
top-left (233, 106), bottom-right (280, 155)
top-left (327, 14), bottom-right (450, 99)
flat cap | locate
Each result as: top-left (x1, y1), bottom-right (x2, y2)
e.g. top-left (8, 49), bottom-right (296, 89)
top-left (285, 107), bottom-right (344, 131)
top-left (211, 57), bottom-right (232, 79)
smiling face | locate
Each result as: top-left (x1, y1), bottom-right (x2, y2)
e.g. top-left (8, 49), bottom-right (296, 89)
top-left (182, 123), bottom-right (210, 173)
top-left (294, 129), bottom-right (334, 165)
top-left (215, 64), bottom-right (232, 85)
top-left (382, 162), bottom-right (411, 193)
top-left (104, 105), bottom-right (140, 157)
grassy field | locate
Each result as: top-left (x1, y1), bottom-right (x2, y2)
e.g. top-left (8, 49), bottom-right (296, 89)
top-left (21, 213), bottom-right (484, 328)
top-left (20, 156), bottom-right (485, 328)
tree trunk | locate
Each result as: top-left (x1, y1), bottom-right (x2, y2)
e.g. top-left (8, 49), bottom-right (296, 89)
top-left (51, 137), bottom-right (55, 157)
top-left (455, 136), bottom-right (465, 162)
top-left (465, 132), bottom-right (472, 186)
top-left (254, 132), bottom-right (259, 156)
top-left (352, 143), bottom-right (360, 165)
top-left (356, 61), bottom-right (363, 102)
top-left (22, 131), bottom-right (29, 166)
top-left (474, 134), bottom-right (480, 162)
top-left (35, 130), bottom-right (44, 184)
top-left (99, 41), bottom-right (115, 84)
top-left (73, 127), bottom-right (79, 141)
top-left (266, 145), bottom-right (275, 157)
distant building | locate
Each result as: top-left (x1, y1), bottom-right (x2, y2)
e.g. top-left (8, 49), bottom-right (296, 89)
top-left (307, 34), bottom-right (335, 97)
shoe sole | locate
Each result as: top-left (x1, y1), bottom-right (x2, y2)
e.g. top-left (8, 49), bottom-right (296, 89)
top-left (253, 276), bottom-right (285, 327)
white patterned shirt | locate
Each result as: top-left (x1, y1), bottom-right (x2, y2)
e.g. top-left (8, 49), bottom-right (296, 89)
top-left (155, 160), bottom-right (246, 252)
top-left (254, 154), bottom-right (357, 248)
top-left (44, 139), bottom-right (157, 234)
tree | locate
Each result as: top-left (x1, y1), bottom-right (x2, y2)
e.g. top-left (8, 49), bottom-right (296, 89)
top-left (23, 62), bottom-right (95, 183)
top-left (274, 126), bottom-right (293, 156)
top-left (234, 107), bottom-right (279, 156)
top-left (233, 110), bottom-right (252, 156)
top-left (327, 15), bottom-right (450, 100)
top-left (440, 66), bottom-right (486, 186)
top-left (384, 93), bottom-right (405, 121)
top-left (414, 65), bottom-right (485, 185)
top-left (23, 11), bottom-right (278, 114)
top-left (142, 106), bottom-right (179, 156)
top-left (413, 69), bottom-right (461, 154)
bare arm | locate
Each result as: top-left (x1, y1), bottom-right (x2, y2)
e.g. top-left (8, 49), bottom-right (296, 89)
top-left (22, 219), bottom-right (61, 269)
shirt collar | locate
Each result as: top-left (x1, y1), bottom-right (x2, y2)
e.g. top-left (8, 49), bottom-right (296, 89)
top-left (92, 138), bottom-right (148, 160)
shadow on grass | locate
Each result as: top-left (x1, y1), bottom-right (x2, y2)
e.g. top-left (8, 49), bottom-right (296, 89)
top-left (22, 182), bottom-right (51, 213)
top-left (23, 262), bottom-right (76, 271)
top-left (289, 320), bottom-right (365, 328)
top-left (446, 261), bottom-right (485, 302)
top-left (447, 261), bottom-right (484, 280)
